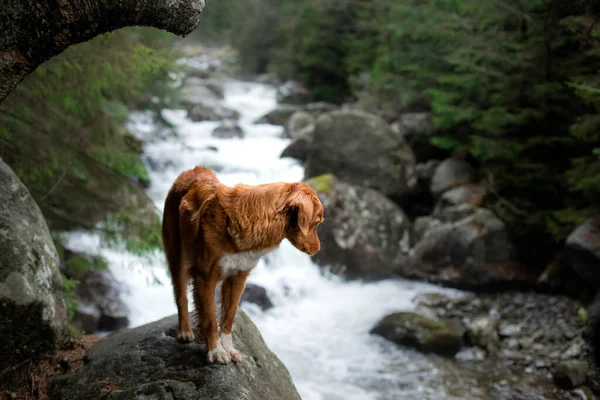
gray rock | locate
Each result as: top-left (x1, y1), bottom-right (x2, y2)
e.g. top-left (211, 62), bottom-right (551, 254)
top-left (286, 111), bottom-right (315, 139)
top-left (392, 112), bottom-right (443, 162)
top-left (433, 184), bottom-right (486, 214)
top-left (74, 269), bottom-right (130, 333)
top-left (305, 109), bottom-right (417, 202)
top-left (48, 312), bottom-right (301, 400)
top-left (306, 175), bottom-right (412, 280)
top-left (412, 216), bottom-right (443, 246)
top-left (465, 314), bottom-right (500, 353)
top-left (183, 77), bottom-right (225, 98)
top-left (280, 125), bottom-right (314, 162)
top-left (212, 119), bottom-right (245, 139)
top-left (303, 102), bottom-right (338, 116)
top-left (565, 217), bottom-right (600, 287)
top-left (553, 360), bottom-right (589, 389)
top-left (434, 204), bottom-right (477, 223)
top-left (408, 208), bottom-right (534, 290)
top-left (180, 80), bottom-right (238, 122)
top-left (276, 80), bottom-right (313, 105)
top-left (498, 322), bottom-right (523, 338)
top-left (370, 312), bottom-right (462, 356)
top-left (0, 157), bottom-right (67, 358)
top-left (256, 105), bottom-right (302, 126)
top-left (430, 158), bottom-right (476, 197)
top-left (241, 283), bottom-right (274, 310)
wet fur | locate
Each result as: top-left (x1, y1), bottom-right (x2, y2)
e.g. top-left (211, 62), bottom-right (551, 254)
top-left (162, 166), bottom-right (323, 364)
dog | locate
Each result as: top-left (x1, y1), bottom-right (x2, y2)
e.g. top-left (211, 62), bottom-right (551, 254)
top-left (162, 166), bottom-right (323, 364)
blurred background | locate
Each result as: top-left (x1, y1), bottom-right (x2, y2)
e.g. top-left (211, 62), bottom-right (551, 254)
top-left (1, 1), bottom-right (599, 399)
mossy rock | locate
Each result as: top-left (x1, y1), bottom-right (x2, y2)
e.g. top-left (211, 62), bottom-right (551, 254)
top-left (370, 312), bottom-right (462, 356)
top-left (305, 173), bottom-right (335, 195)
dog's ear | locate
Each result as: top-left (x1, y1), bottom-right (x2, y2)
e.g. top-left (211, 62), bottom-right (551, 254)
top-left (288, 189), bottom-right (314, 236)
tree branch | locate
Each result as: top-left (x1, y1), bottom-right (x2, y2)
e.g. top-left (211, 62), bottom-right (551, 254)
top-left (0, 0), bottom-right (206, 103)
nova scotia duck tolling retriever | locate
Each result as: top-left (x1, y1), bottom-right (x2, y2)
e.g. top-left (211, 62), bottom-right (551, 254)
top-left (161, 166), bottom-right (324, 364)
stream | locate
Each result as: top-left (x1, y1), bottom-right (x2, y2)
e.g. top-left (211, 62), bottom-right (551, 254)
top-left (63, 79), bottom-right (477, 400)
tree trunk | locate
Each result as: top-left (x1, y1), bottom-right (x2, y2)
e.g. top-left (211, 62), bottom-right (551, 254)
top-left (0, 0), bottom-right (206, 103)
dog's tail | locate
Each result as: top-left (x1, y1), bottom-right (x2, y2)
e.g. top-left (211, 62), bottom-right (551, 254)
top-left (162, 185), bottom-right (184, 279)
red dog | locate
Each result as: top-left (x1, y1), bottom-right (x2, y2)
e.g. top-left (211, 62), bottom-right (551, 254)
top-left (162, 166), bottom-right (323, 364)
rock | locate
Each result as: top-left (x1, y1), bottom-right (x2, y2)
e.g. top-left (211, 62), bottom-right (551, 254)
top-left (280, 138), bottom-right (311, 162)
top-left (74, 269), bottom-right (130, 333)
top-left (286, 111), bottom-right (314, 139)
top-left (0, 157), bottom-right (67, 360)
top-left (276, 80), bottom-right (313, 105)
top-left (180, 80), bottom-right (239, 122)
top-left (370, 312), bottom-right (462, 356)
top-left (241, 283), bottom-right (274, 310)
top-left (391, 112), bottom-right (445, 162)
top-left (306, 175), bottom-right (412, 280)
top-left (182, 76), bottom-right (224, 98)
top-left (434, 204), bottom-right (477, 223)
top-left (212, 119), bottom-right (245, 139)
top-left (256, 105), bottom-right (302, 126)
top-left (305, 109), bottom-right (417, 202)
top-left (553, 361), bottom-right (589, 389)
top-left (498, 322), bottom-right (523, 338)
top-left (303, 102), bottom-right (338, 116)
top-left (255, 73), bottom-right (280, 85)
top-left (408, 208), bottom-right (535, 290)
top-left (412, 216), bottom-right (443, 246)
top-left (566, 217), bottom-right (600, 287)
top-left (48, 312), bottom-right (301, 400)
top-left (433, 184), bottom-right (487, 214)
top-left (280, 124), bottom-right (314, 162)
top-left (430, 157), bottom-right (476, 197)
top-left (465, 314), bottom-right (500, 353)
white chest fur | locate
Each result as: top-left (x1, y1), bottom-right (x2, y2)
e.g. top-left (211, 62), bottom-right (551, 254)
top-left (219, 249), bottom-right (274, 278)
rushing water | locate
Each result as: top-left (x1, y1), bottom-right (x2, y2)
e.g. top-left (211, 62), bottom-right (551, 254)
top-left (64, 80), bottom-right (468, 400)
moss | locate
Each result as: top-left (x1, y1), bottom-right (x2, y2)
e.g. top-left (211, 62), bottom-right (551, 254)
top-left (305, 173), bottom-right (335, 195)
top-left (65, 255), bottom-right (90, 281)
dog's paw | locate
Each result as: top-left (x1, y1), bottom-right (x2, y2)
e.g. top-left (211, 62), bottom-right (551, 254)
top-left (207, 346), bottom-right (231, 365)
top-left (220, 333), bottom-right (242, 363)
top-left (228, 348), bottom-right (242, 363)
top-left (177, 329), bottom-right (195, 343)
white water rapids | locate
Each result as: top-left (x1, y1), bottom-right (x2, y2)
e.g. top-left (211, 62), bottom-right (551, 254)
top-left (64, 80), bottom-right (467, 400)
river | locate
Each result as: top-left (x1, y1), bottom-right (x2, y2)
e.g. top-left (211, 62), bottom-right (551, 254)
top-left (64, 79), bottom-right (470, 400)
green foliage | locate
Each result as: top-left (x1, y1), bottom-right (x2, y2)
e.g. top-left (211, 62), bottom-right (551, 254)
top-left (0, 27), bottom-right (178, 257)
top-left (61, 273), bottom-right (80, 321)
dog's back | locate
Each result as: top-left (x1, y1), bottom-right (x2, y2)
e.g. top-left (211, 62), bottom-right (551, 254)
top-left (162, 166), bottom-right (218, 278)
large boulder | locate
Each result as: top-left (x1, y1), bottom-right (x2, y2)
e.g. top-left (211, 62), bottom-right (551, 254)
top-left (280, 125), bottom-right (314, 162)
top-left (306, 174), bottom-right (411, 280)
top-left (407, 208), bottom-right (536, 290)
top-left (182, 77), bottom-right (225, 99)
top-left (48, 312), bottom-right (301, 400)
top-left (276, 80), bottom-right (313, 105)
top-left (0, 157), bottom-right (67, 361)
top-left (430, 157), bottom-right (476, 198)
top-left (565, 217), bottom-right (600, 287)
top-left (286, 111), bottom-right (315, 140)
top-left (305, 109), bottom-right (417, 202)
top-left (370, 312), bottom-right (462, 356)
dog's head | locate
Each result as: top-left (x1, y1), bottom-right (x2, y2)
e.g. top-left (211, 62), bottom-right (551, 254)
top-left (284, 183), bottom-right (323, 256)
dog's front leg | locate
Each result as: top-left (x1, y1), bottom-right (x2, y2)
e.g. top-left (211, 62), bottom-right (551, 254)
top-left (220, 270), bottom-right (250, 363)
top-left (193, 272), bottom-right (230, 364)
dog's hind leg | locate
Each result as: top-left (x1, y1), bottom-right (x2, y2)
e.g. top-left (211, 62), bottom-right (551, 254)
top-left (172, 259), bottom-right (194, 342)
top-left (220, 270), bottom-right (250, 363)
